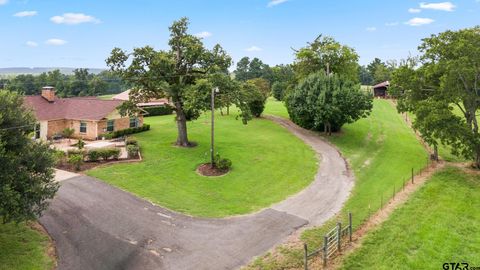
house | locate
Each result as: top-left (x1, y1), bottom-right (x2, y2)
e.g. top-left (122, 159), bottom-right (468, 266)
top-left (372, 81), bottom-right (390, 98)
top-left (23, 86), bottom-right (144, 140)
top-left (112, 89), bottom-right (170, 108)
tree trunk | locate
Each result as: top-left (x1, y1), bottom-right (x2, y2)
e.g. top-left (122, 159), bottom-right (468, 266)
top-left (475, 148), bottom-right (480, 169)
top-left (433, 144), bottom-right (439, 161)
top-left (174, 102), bottom-right (191, 147)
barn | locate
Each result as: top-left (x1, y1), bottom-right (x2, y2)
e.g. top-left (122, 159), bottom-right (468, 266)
top-left (372, 81), bottom-right (390, 98)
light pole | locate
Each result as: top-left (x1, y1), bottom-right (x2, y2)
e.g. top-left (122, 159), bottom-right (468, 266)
top-left (211, 87), bottom-right (219, 168)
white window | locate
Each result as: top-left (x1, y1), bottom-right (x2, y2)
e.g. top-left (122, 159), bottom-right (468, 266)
top-left (107, 120), bottom-right (114, 132)
top-left (129, 117), bottom-right (138, 128)
top-left (80, 122), bottom-right (87, 133)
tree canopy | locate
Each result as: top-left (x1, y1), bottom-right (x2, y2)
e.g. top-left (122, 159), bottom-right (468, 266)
top-left (293, 35), bottom-right (359, 82)
top-left (394, 26), bottom-right (480, 166)
top-left (0, 90), bottom-right (58, 223)
top-left (286, 72), bottom-right (373, 134)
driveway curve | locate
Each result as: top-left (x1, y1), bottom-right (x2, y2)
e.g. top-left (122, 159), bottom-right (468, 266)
top-left (39, 117), bottom-right (353, 270)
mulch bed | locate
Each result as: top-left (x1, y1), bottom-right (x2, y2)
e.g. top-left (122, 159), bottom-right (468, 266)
top-left (197, 163), bottom-right (229, 177)
top-left (56, 157), bottom-right (141, 173)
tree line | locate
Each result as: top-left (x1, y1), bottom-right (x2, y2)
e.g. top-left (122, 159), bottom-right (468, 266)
top-left (0, 69), bottom-right (130, 97)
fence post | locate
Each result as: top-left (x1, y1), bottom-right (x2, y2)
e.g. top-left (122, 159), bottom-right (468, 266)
top-left (337, 222), bottom-right (342, 252)
top-left (349, 212), bottom-right (352, 242)
top-left (323, 235), bottom-right (328, 267)
top-left (411, 168), bottom-right (414, 184)
top-left (303, 243), bottom-right (308, 270)
top-left (381, 194), bottom-right (383, 209)
top-left (393, 184), bottom-right (395, 200)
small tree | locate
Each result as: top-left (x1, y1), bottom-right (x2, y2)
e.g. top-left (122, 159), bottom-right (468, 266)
top-left (272, 81), bottom-right (287, 101)
top-left (0, 90), bottom-right (58, 223)
top-left (286, 72), bottom-right (373, 134)
top-left (243, 81), bottom-right (266, 117)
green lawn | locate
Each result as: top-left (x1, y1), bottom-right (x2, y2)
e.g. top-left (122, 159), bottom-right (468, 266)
top-left (0, 222), bottom-right (54, 270)
top-left (340, 167), bottom-right (480, 269)
top-left (263, 97), bottom-right (290, 119)
top-left (87, 112), bottom-right (317, 217)
top-left (97, 94), bottom-right (115, 100)
top-left (250, 99), bottom-right (428, 269)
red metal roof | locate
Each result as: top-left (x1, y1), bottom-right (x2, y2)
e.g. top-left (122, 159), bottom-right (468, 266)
top-left (373, 81), bottom-right (390, 88)
top-left (23, 95), bottom-right (124, 121)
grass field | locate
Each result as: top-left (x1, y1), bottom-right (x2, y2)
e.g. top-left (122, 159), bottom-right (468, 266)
top-left (340, 166), bottom-right (480, 269)
top-left (97, 94), bottom-right (115, 100)
top-left (87, 112), bottom-right (317, 217)
top-left (264, 97), bottom-right (289, 119)
top-left (250, 99), bottom-right (428, 268)
top-left (0, 222), bottom-right (54, 270)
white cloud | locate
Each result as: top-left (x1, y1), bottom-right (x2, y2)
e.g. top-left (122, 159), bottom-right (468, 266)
top-left (26, 41), bottom-right (38, 47)
top-left (245, 46), bottom-right (262, 52)
top-left (45, 39), bottom-right (67, 46)
top-left (0, 0), bottom-right (8, 5)
top-left (385, 22), bottom-right (399, 26)
top-left (405, 17), bottom-right (435, 26)
top-left (50, 13), bottom-right (100, 25)
top-left (366, 27), bottom-right (377, 32)
top-left (419, 2), bottom-right (456, 11)
top-left (14, 11), bottom-right (38, 17)
top-left (408, 8), bottom-right (422, 13)
top-left (267, 0), bottom-right (288, 7)
top-left (194, 31), bottom-right (212, 38)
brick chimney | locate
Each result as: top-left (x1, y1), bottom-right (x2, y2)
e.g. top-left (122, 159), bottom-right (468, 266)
top-left (41, 86), bottom-right (56, 102)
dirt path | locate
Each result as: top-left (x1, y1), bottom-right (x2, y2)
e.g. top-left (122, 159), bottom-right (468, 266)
top-left (266, 115), bottom-right (355, 226)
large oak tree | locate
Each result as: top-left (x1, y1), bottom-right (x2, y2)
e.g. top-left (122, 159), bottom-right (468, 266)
top-left (106, 18), bottom-right (234, 147)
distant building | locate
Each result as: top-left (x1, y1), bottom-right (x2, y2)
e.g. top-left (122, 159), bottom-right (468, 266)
top-left (23, 87), bottom-right (144, 140)
top-left (372, 81), bottom-right (390, 98)
top-left (112, 89), bottom-right (170, 108)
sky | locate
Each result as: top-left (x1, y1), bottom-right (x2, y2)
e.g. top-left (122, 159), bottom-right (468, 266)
top-left (0, 0), bottom-right (479, 69)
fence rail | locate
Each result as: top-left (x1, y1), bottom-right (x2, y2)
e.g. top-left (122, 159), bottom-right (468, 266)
top-left (303, 213), bottom-right (352, 270)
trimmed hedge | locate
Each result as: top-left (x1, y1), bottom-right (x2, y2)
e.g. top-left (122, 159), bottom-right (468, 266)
top-left (87, 147), bottom-right (120, 161)
top-left (102, 124), bottom-right (150, 139)
top-left (143, 106), bottom-right (173, 117)
top-left (126, 145), bottom-right (140, 158)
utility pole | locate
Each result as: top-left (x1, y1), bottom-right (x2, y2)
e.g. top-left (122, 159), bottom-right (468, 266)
top-left (211, 87), bottom-right (219, 168)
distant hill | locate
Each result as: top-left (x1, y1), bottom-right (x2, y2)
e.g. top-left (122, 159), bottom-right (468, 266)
top-left (0, 67), bottom-right (106, 75)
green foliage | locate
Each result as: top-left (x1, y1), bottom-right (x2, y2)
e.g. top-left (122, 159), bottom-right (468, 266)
top-left (394, 26), bottom-right (480, 166)
top-left (243, 81), bottom-right (267, 117)
top-left (0, 90), bottom-right (58, 223)
top-left (96, 148), bottom-right (120, 161)
top-left (77, 138), bottom-right (85, 149)
top-left (214, 154), bottom-right (232, 170)
top-left (272, 81), bottom-right (288, 101)
top-left (286, 72), bottom-right (373, 133)
top-left (234, 57), bottom-right (273, 83)
top-left (293, 35), bottom-right (359, 82)
top-left (143, 106), bottom-right (173, 117)
top-left (126, 145), bottom-right (140, 158)
top-left (104, 124), bottom-right (150, 139)
top-left (87, 149), bottom-right (100, 162)
top-left (66, 149), bottom-right (85, 157)
top-left (53, 150), bottom-right (66, 166)
top-left (68, 154), bottom-right (83, 171)
top-left (62, 127), bottom-right (74, 138)
top-left (126, 138), bottom-right (138, 146)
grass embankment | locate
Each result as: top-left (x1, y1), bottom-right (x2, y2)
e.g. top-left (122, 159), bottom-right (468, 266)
top-left (0, 222), bottom-right (54, 270)
top-left (251, 99), bottom-right (428, 268)
top-left (340, 167), bottom-right (480, 269)
top-left (87, 112), bottom-right (317, 217)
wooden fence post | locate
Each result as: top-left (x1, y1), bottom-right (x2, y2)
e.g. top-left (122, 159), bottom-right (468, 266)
top-left (337, 222), bottom-right (342, 252)
top-left (349, 212), bottom-right (352, 242)
top-left (411, 168), bottom-right (414, 184)
top-left (303, 243), bottom-right (308, 270)
top-left (323, 235), bottom-right (328, 267)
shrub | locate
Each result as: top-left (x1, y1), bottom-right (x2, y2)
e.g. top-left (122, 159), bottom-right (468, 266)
top-left (143, 106), bottom-right (173, 117)
top-left (67, 149), bottom-right (85, 158)
top-left (214, 154), bottom-right (232, 170)
top-left (111, 148), bottom-right (121, 160)
top-left (127, 145), bottom-right (140, 158)
top-left (126, 138), bottom-right (138, 146)
top-left (53, 150), bottom-right (66, 166)
top-left (77, 138), bottom-right (85, 149)
top-left (68, 154), bottom-right (83, 171)
top-left (62, 128), bottom-right (74, 138)
top-left (87, 149), bottom-right (100, 162)
top-left (104, 124), bottom-right (151, 139)
top-left (97, 147), bottom-right (121, 161)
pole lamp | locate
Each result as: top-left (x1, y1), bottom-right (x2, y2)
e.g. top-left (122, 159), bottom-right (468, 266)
top-left (211, 87), bottom-right (220, 168)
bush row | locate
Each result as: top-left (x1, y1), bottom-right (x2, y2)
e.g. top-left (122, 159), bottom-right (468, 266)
top-left (87, 148), bottom-right (121, 162)
top-left (143, 105), bottom-right (173, 117)
top-left (102, 124), bottom-right (150, 139)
